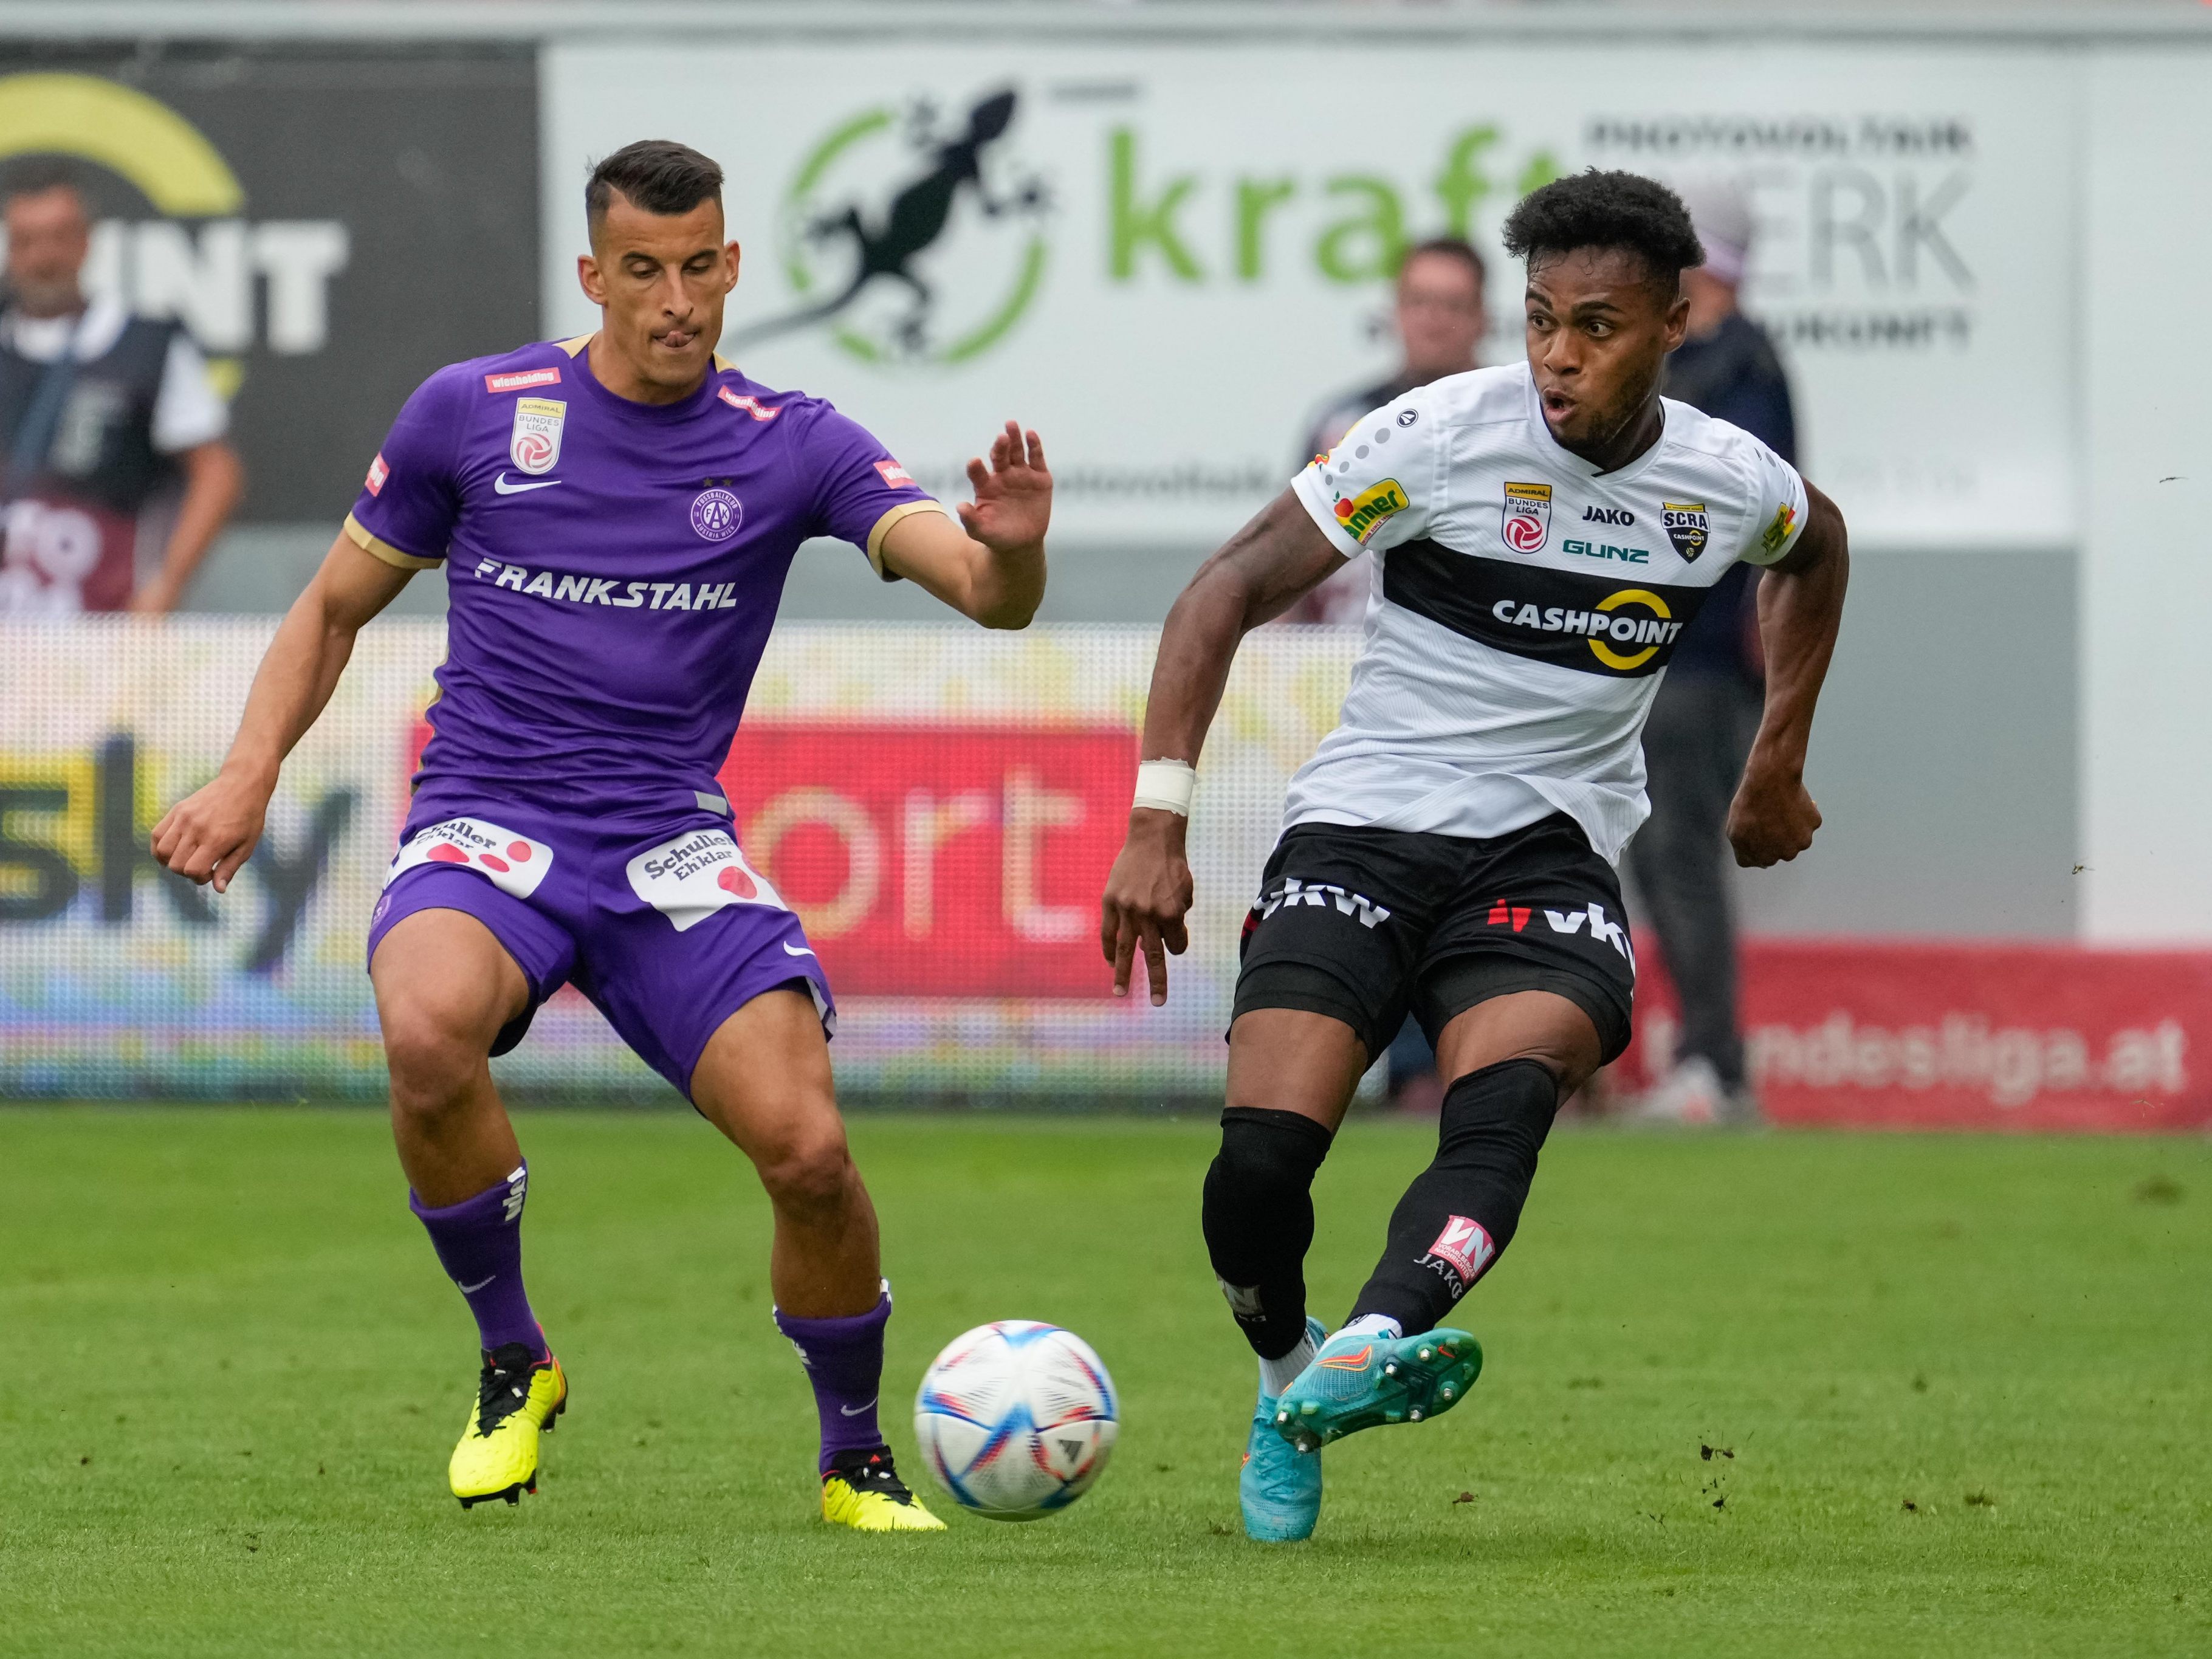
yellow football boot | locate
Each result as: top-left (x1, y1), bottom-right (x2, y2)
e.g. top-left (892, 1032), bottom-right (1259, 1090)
top-left (820, 1448), bottom-right (947, 1532)
top-left (450, 1340), bottom-right (567, 1508)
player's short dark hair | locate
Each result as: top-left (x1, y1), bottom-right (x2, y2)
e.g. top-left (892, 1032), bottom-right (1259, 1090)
top-left (585, 140), bottom-right (724, 232)
top-left (2, 161), bottom-right (85, 210)
top-left (1396, 236), bottom-right (1486, 292)
top-left (1501, 170), bottom-right (1703, 299)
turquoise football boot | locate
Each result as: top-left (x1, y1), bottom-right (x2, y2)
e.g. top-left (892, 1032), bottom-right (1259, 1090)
top-left (1273, 1325), bottom-right (1483, 1453)
top-left (1241, 1316), bottom-right (1328, 1542)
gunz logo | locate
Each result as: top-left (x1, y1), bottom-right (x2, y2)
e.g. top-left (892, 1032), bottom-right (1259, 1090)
top-left (739, 88), bottom-right (1050, 366)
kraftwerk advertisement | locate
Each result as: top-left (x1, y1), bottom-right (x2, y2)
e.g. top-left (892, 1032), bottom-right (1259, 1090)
top-left (544, 40), bottom-right (2072, 554)
top-left (0, 47), bottom-right (538, 522)
top-left (4, 620), bottom-right (2206, 1128)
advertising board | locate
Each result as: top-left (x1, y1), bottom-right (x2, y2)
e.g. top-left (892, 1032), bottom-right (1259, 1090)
top-left (546, 40), bottom-right (2074, 554)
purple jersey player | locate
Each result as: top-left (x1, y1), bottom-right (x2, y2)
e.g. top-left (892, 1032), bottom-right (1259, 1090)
top-left (153, 140), bottom-right (1053, 1531)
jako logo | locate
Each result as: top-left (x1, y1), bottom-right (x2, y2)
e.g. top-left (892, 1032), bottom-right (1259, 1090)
top-left (738, 87), bottom-right (1049, 366)
top-left (1582, 506), bottom-right (1634, 525)
top-left (0, 74), bottom-right (349, 398)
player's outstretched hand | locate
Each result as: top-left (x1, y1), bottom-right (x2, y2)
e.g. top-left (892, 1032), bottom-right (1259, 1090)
top-left (956, 421), bottom-right (1051, 553)
top-left (1726, 761), bottom-right (1821, 868)
top-left (151, 765), bottom-right (272, 894)
top-left (1101, 808), bottom-right (1194, 1006)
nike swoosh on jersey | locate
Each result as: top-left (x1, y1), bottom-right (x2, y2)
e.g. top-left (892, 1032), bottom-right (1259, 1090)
top-left (782, 941), bottom-right (816, 958)
top-left (493, 473), bottom-right (563, 495)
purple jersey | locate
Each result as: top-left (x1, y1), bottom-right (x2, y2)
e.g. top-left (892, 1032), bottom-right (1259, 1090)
top-left (345, 335), bottom-right (938, 816)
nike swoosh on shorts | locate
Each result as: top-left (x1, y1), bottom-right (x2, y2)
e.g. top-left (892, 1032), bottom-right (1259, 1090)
top-left (493, 473), bottom-right (562, 495)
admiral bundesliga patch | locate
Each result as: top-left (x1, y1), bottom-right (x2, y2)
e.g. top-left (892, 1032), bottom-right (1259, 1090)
top-left (1500, 481), bottom-right (1552, 553)
top-left (509, 397), bottom-right (566, 475)
top-left (1333, 477), bottom-right (1408, 544)
top-left (1663, 500), bottom-right (1709, 563)
top-left (385, 817), bottom-right (552, 901)
top-left (625, 828), bottom-right (786, 932)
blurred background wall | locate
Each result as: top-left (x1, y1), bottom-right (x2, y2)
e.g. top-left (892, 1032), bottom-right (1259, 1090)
top-left (2, 0), bottom-right (2205, 972)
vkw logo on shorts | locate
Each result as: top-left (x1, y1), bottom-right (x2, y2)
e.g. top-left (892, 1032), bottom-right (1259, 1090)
top-left (690, 487), bottom-right (743, 541)
top-left (509, 397), bottom-right (566, 475)
top-left (1663, 501), bottom-right (1709, 563)
top-left (1500, 481), bottom-right (1551, 554)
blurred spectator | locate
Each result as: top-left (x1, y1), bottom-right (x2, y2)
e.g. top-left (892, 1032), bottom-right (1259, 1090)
top-left (1284, 236), bottom-right (1487, 628)
top-left (1630, 172), bottom-right (1796, 1125)
top-left (0, 168), bottom-right (242, 616)
top-left (1283, 236), bottom-right (1487, 1114)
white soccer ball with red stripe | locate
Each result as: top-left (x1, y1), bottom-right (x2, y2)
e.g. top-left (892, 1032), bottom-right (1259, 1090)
top-left (912, 1321), bottom-right (1119, 1521)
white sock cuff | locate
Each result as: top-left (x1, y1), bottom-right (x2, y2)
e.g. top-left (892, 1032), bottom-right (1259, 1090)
top-left (1258, 1331), bottom-right (1318, 1398)
top-left (1338, 1313), bottom-right (1403, 1342)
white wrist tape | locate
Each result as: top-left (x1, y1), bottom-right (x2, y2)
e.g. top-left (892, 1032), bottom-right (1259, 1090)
top-left (1132, 758), bottom-right (1198, 816)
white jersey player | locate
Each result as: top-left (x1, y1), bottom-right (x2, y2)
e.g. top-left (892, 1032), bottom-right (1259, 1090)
top-left (1099, 170), bottom-right (1848, 1545)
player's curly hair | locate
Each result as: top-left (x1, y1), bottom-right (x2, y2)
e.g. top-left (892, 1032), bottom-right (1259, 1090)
top-left (1501, 170), bottom-right (1703, 295)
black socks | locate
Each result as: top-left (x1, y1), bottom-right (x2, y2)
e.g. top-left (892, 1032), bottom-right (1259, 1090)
top-left (1201, 1107), bottom-right (1333, 1361)
top-left (1349, 1057), bottom-right (1561, 1334)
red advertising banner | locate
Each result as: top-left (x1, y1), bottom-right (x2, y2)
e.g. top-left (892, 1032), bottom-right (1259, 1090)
top-left (1627, 939), bottom-right (2212, 1132)
top-left (718, 721), bottom-right (1132, 998)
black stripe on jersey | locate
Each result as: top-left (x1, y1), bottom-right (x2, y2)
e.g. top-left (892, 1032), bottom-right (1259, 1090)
top-left (1381, 538), bottom-right (1715, 678)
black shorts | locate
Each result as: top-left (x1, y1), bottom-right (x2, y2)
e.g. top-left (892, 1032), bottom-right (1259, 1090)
top-left (1232, 814), bottom-right (1635, 1063)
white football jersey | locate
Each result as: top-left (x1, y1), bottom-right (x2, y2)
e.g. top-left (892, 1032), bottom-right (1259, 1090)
top-left (1283, 362), bottom-right (1808, 863)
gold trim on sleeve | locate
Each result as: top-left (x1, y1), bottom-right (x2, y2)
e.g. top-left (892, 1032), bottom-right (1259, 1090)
top-left (343, 512), bottom-right (442, 571)
top-left (864, 499), bottom-right (950, 581)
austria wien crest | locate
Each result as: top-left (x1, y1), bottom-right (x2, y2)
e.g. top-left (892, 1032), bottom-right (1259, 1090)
top-left (509, 397), bottom-right (566, 475)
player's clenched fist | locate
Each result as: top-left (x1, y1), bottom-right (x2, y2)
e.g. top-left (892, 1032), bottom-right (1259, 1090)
top-left (1100, 809), bottom-right (1194, 1006)
top-left (151, 764), bottom-right (273, 893)
top-left (1726, 762), bottom-right (1821, 868)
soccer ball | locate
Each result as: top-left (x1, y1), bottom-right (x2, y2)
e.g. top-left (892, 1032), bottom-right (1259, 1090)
top-left (912, 1321), bottom-right (1119, 1521)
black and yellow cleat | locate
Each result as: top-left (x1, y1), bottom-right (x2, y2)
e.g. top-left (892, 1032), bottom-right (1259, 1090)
top-left (820, 1447), bottom-right (947, 1533)
top-left (450, 1340), bottom-right (567, 1508)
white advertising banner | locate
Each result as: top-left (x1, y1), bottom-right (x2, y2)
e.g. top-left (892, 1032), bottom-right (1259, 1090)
top-left (544, 40), bottom-right (2073, 554)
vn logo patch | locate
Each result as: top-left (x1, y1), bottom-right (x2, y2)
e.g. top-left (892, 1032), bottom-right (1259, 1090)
top-left (1333, 477), bottom-right (1409, 545)
top-left (1424, 1215), bottom-right (1496, 1291)
top-left (1663, 501), bottom-right (1709, 563)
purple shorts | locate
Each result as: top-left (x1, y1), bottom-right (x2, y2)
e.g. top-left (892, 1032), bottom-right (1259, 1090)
top-left (365, 797), bottom-right (833, 1098)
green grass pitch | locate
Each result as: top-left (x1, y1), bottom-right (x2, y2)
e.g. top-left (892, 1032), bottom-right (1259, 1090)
top-left (2, 1107), bottom-right (2207, 1657)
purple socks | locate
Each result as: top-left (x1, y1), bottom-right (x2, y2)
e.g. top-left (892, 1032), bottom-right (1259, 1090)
top-left (775, 1282), bottom-right (891, 1473)
top-left (410, 1161), bottom-right (545, 1359)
